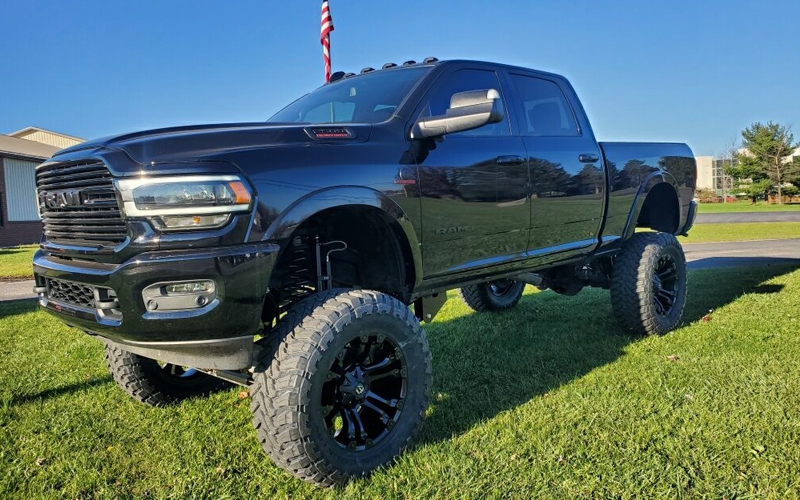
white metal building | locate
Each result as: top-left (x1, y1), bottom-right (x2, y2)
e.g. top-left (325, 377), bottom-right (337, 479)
top-left (695, 148), bottom-right (800, 193)
top-left (0, 127), bottom-right (84, 247)
top-left (9, 126), bottom-right (84, 150)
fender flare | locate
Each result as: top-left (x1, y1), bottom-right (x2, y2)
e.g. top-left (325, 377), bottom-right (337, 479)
top-left (262, 186), bottom-right (423, 288)
top-left (621, 171), bottom-right (683, 240)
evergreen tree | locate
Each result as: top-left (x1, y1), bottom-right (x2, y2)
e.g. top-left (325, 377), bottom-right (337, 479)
top-left (727, 122), bottom-right (799, 204)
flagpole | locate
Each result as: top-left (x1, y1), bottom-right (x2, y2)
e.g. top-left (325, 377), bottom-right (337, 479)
top-left (320, 0), bottom-right (334, 83)
top-left (320, 0), bottom-right (335, 121)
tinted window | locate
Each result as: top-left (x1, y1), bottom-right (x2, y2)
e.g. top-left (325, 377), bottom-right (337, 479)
top-left (510, 75), bottom-right (578, 137)
top-left (421, 69), bottom-right (510, 137)
top-left (270, 67), bottom-right (428, 124)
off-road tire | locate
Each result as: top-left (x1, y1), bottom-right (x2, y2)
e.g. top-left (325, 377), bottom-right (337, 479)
top-left (458, 279), bottom-right (525, 312)
top-left (250, 289), bottom-right (432, 487)
top-left (610, 232), bottom-right (687, 336)
top-left (104, 345), bottom-right (228, 406)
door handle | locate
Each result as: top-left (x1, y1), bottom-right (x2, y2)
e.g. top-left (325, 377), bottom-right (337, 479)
top-left (496, 155), bottom-right (525, 166)
top-left (578, 153), bottom-right (600, 163)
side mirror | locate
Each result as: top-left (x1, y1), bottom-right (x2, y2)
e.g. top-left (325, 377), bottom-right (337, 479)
top-left (411, 89), bottom-right (504, 139)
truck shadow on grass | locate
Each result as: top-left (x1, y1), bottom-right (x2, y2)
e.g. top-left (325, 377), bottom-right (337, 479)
top-left (8, 377), bottom-right (112, 406)
top-left (0, 299), bottom-right (37, 319)
top-left (0, 247), bottom-right (32, 258)
top-left (418, 260), bottom-right (800, 445)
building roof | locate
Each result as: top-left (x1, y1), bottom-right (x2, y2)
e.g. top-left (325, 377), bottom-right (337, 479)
top-left (0, 134), bottom-right (59, 161)
top-left (8, 126), bottom-right (85, 143)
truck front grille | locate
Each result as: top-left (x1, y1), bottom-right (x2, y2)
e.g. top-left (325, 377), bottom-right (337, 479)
top-left (46, 278), bottom-right (95, 309)
top-left (36, 161), bottom-right (128, 247)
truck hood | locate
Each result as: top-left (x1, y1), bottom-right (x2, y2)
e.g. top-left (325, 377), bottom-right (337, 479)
top-left (53, 122), bottom-right (372, 164)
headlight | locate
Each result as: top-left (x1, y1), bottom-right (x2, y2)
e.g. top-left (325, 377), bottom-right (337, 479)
top-left (115, 175), bottom-right (253, 230)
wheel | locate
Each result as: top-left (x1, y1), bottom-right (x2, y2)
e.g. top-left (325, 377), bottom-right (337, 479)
top-left (458, 279), bottom-right (525, 312)
top-left (610, 232), bottom-right (687, 336)
top-left (104, 345), bottom-right (228, 406)
top-left (250, 289), bottom-right (432, 487)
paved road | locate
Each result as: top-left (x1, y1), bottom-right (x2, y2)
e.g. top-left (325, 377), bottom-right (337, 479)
top-left (1, 280), bottom-right (36, 302)
top-left (696, 212), bottom-right (800, 223)
top-left (684, 238), bottom-right (800, 269)
top-left (2, 239), bottom-right (798, 303)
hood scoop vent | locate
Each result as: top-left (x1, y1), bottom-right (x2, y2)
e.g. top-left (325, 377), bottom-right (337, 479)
top-left (305, 127), bottom-right (356, 140)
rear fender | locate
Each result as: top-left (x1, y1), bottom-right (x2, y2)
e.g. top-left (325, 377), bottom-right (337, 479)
top-left (622, 171), bottom-right (682, 240)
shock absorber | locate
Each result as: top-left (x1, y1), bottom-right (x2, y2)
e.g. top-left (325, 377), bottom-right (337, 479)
top-left (315, 235), bottom-right (347, 290)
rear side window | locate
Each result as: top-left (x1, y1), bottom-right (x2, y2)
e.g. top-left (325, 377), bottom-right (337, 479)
top-left (510, 74), bottom-right (578, 137)
top-left (420, 69), bottom-right (510, 137)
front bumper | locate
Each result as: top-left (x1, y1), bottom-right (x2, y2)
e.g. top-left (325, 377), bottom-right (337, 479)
top-left (33, 242), bottom-right (279, 348)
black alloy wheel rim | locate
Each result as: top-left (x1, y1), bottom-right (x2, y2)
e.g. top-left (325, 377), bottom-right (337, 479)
top-left (321, 334), bottom-right (407, 451)
top-left (488, 279), bottom-right (515, 297)
top-left (652, 254), bottom-right (679, 316)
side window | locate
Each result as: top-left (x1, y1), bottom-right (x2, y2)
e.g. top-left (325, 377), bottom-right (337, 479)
top-left (510, 74), bottom-right (579, 137)
top-left (421, 69), bottom-right (510, 137)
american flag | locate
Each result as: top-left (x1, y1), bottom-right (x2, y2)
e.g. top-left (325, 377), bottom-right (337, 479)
top-left (320, 0), bottom-right (334, 82)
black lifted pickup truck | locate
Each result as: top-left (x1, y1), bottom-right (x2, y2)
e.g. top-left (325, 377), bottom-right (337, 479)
top-left (33, 58), bottom-right (696, 486)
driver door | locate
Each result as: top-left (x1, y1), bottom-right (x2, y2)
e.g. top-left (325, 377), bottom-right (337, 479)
top-left (414, 68), bottom-right (529, 277)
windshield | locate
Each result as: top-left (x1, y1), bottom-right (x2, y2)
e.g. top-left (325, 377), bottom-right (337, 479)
top-left (269, 67), bottom-right (429, 124)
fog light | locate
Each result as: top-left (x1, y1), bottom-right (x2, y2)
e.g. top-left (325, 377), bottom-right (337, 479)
top-left (141, 280), bottom-right (217, 313)
top-left (165, 281), bottom-right (214, 295)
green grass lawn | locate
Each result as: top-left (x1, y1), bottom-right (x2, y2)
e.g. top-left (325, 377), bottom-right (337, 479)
top-left (0, 245), bottom-right (37, 280)
top-left (698, 202), bottom-right (800, 213)
top-left (681, 222), bottom-right (800, 243)
top-left (3, 265), bottom-right (800, 499)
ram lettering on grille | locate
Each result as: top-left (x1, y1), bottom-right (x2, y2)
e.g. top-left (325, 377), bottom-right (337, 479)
top-left (36, 162), bottom-right (127, 247)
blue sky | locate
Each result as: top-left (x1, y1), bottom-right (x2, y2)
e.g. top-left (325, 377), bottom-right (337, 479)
top-left (1, 0), bottom-right (798, 156)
